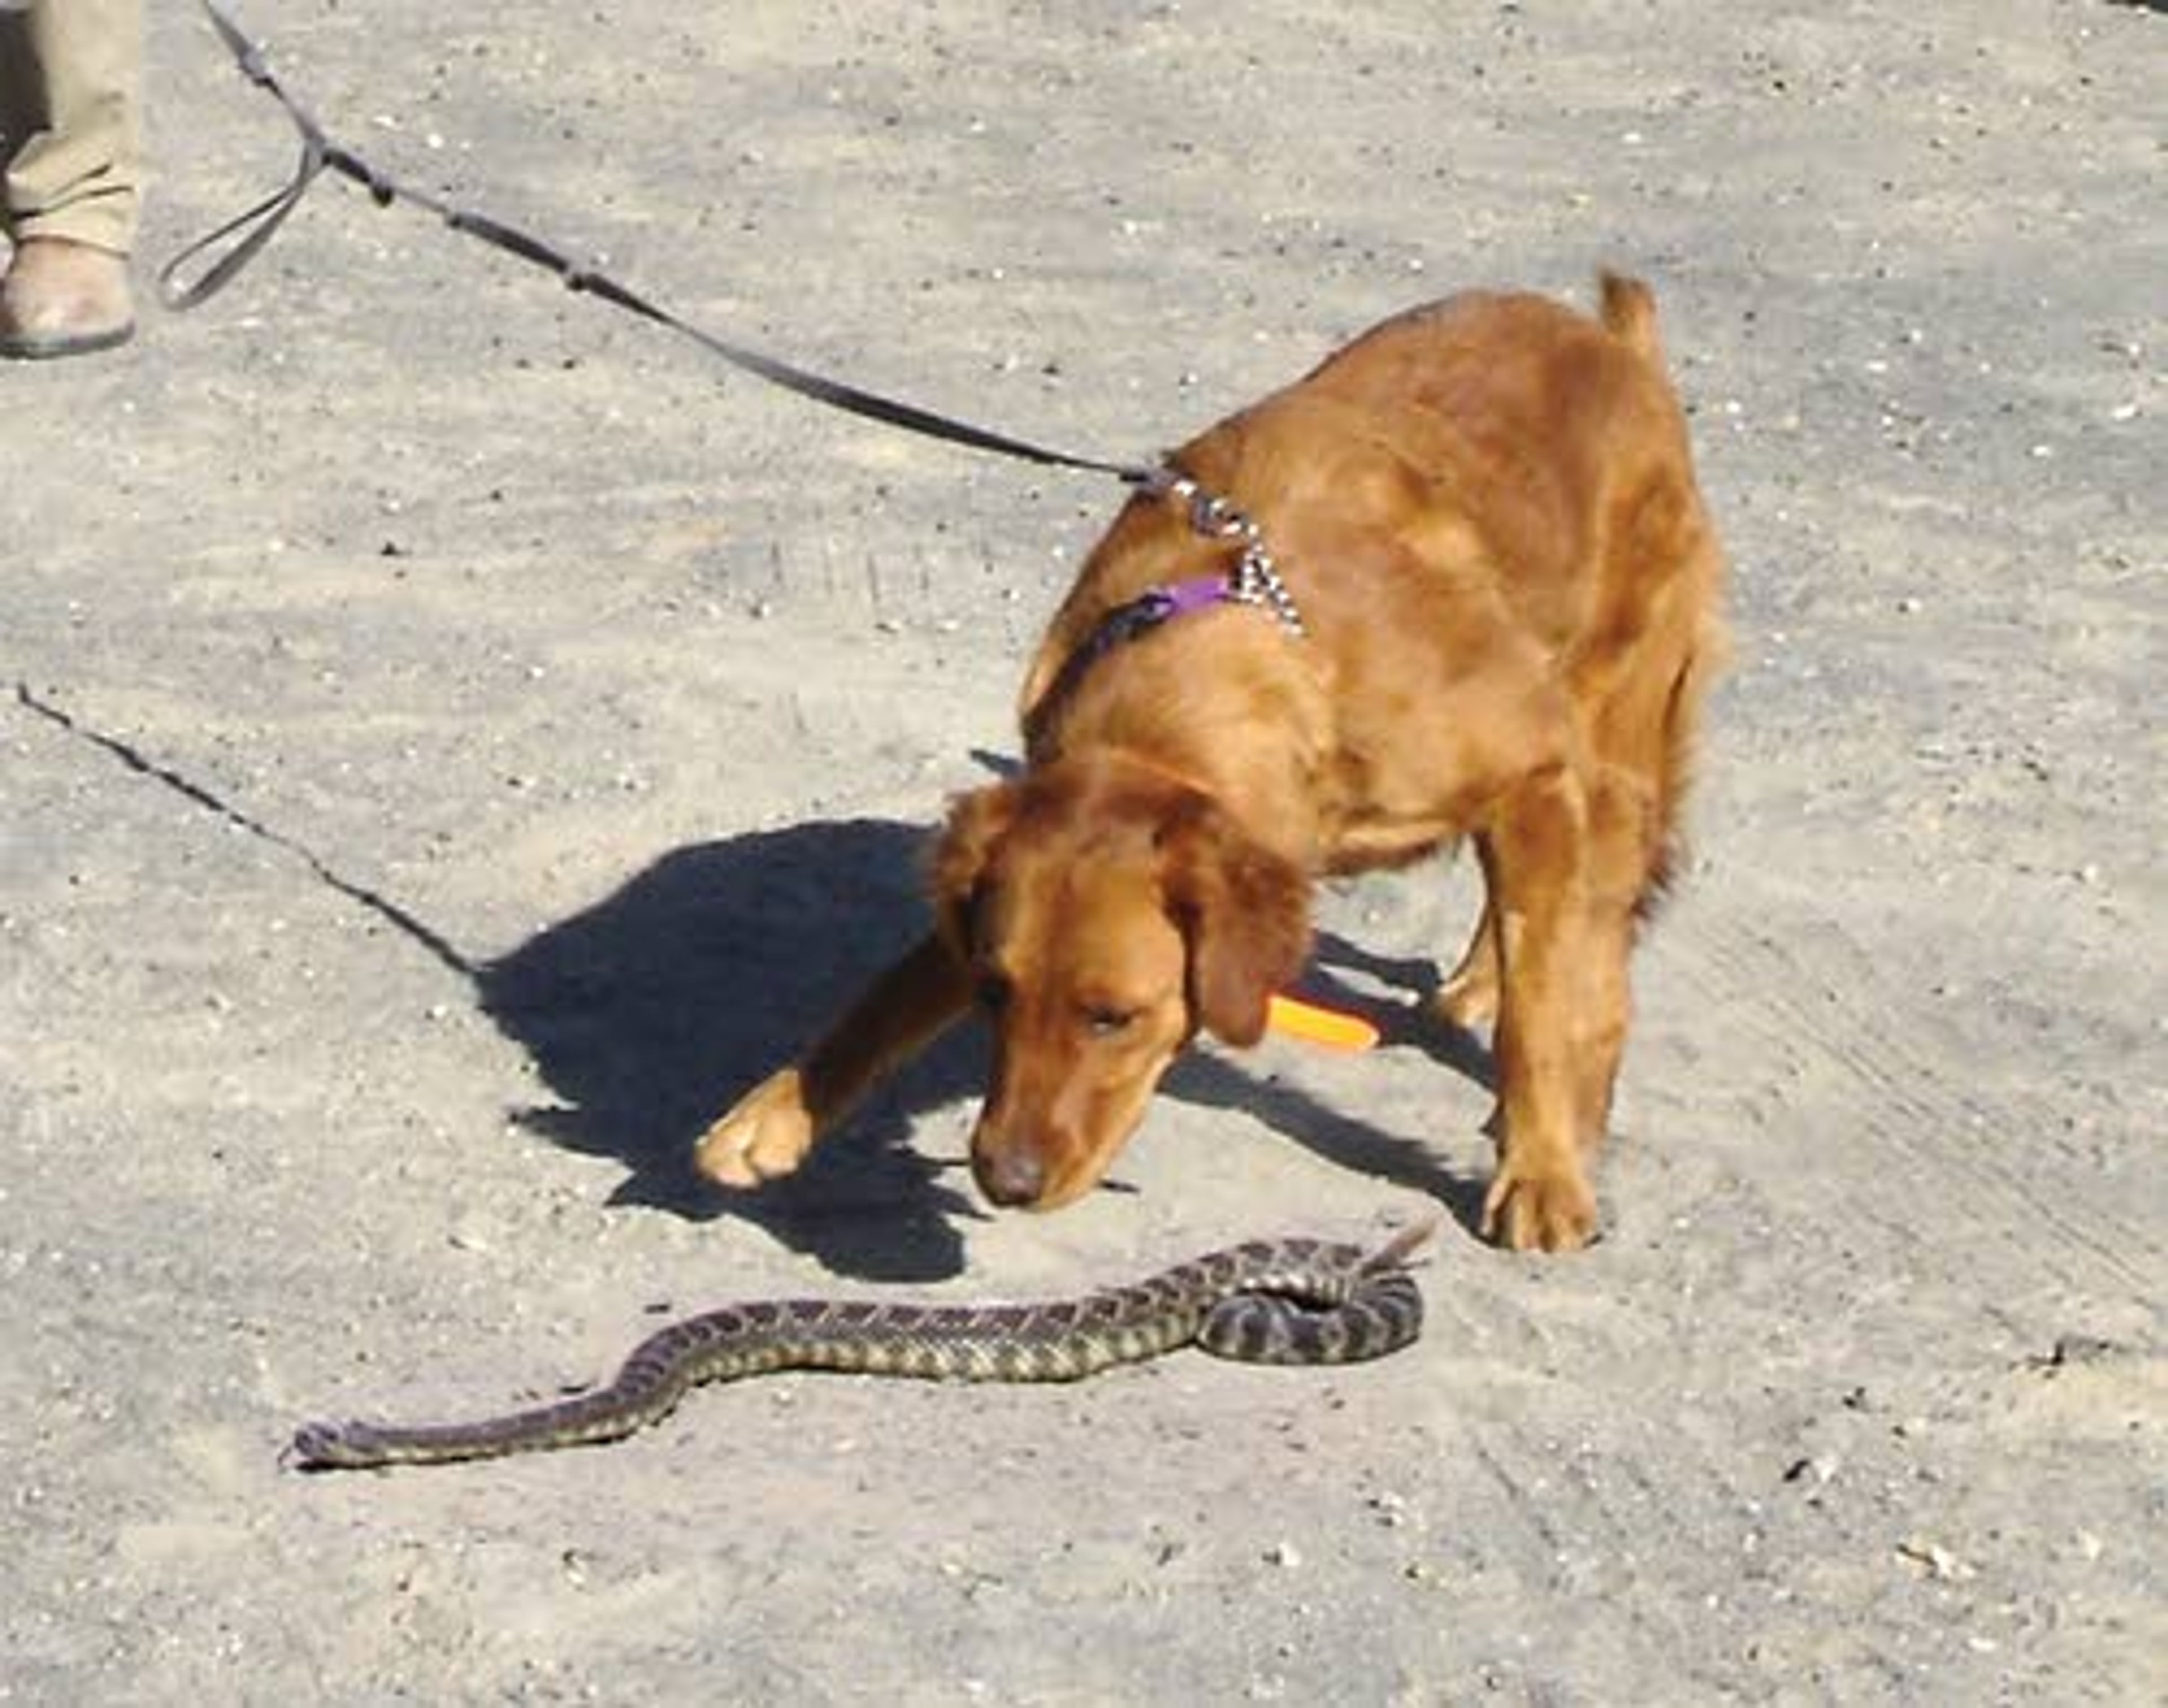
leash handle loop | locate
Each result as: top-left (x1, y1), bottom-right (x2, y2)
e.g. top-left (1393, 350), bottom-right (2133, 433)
top-left (156, 137), bottom-right (324, 312)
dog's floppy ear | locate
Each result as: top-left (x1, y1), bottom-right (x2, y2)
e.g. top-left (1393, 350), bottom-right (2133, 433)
top-left (1161, 800), bottom-right (1312, 1046)
top-left (929, 782), bottom-right (1019, 954)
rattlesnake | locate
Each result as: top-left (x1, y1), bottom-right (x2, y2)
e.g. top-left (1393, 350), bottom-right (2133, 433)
top-left (290, 1224), bottom-right (1430, 1470)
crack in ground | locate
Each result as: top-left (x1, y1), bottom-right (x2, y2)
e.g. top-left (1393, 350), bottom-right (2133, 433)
top-left (11, 678), bottom-right (478, 983)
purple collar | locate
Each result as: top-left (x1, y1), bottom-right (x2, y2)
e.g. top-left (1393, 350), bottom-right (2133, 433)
top-left (1067, 573), bottom-right (1244, 677)
top-left (1147, 469), bottom-right (1308, 640)
top-left (1135, 573), bottom-right (1242, 626)
top-left (1029, 472), bottom-right (1308, 730)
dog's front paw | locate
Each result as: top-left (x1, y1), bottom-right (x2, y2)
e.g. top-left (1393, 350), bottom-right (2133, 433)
top-left (693, 1070), bottom-right (817, 1188)
top-left (1480, 1158), bottom-right (1598, 1253)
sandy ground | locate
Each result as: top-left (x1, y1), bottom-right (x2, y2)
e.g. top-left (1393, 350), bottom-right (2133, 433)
top-left (4, 1), bottom-right (2163, 1701)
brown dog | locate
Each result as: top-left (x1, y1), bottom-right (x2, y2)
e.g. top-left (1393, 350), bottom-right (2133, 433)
top-left (694, 273), bottom-right (1725, 1251)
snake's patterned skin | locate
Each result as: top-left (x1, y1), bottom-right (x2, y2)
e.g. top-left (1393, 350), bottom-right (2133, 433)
top-left (289, 1227), bottom-right (1430, 1471)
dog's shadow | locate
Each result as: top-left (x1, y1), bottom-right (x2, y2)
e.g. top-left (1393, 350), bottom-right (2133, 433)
top-left (481, 820), bottom-right (984, 1282)
top-left (480, 817), bottom-right (1490, 1282)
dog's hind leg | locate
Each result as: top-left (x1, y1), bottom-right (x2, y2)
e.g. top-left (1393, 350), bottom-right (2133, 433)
top-left (1574, 767), bottom-right (1662, 1146)
top-left (1433, 895), bottom-right (1500, 1032)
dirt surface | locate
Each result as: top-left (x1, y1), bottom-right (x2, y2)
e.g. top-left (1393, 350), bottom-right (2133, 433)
top-left (4, 1), bottom-right (2163, 1701)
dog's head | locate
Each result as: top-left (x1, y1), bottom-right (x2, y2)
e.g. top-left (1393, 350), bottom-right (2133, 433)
top-left (931, 752), bottom-right (1311, 1210)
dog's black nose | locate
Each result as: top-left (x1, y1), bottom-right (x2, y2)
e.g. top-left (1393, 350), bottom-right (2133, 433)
top-left (974, 1143), bottom-right (1046, 1207)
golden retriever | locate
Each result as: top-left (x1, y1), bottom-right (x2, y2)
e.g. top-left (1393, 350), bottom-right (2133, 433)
top-left (693, 272), bottom-right (1725, 1251)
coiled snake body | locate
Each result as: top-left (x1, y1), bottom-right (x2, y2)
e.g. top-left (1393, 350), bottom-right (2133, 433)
top-left (290, 1225), bottom-right (1429, 1471)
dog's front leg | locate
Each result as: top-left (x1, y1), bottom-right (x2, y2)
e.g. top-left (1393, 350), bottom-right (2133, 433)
top-left (1477, 767), bottom-right (1601, 1253)
top-left (693, 931), bottom-right (973, 1189)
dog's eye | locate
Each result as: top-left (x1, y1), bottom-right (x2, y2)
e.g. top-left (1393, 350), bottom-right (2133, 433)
top-left (1083, 1004), bottom-right (1138, 1038)
top-left (977, 974), bottom-right (1012, 1015)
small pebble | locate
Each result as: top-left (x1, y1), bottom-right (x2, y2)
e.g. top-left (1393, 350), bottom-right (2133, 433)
top-left (1896, 1538), bottom-right (1973, 1581)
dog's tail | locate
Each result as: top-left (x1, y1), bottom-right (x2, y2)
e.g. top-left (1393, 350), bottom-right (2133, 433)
top-left (1597, 269), bottom-right (1664, 366)
top-left (1593, 272), bottom-right (1727, 922)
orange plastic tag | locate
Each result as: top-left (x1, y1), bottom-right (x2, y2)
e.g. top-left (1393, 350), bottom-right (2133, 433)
top-left (1266, 993), bottom-right (1381, 1052)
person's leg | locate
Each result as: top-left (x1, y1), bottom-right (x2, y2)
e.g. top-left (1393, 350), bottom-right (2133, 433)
top-left (1, 0), bottom-right (145, 357)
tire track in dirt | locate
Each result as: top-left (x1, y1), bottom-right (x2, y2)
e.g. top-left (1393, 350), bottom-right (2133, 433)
top-left (1416, 871), bottom-right (2167, 1688)
top-left (1653, 892), bottom-right (2156, 1300)
top-left (1449, 1403), bottom-right (1767, 1693)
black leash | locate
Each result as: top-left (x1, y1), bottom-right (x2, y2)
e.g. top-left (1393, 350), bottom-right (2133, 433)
top-left (163, 0), bottom-right (1161, 488)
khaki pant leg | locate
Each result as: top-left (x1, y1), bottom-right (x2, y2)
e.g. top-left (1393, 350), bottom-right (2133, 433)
top-left (0, 0), bottom-right (145, 254)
